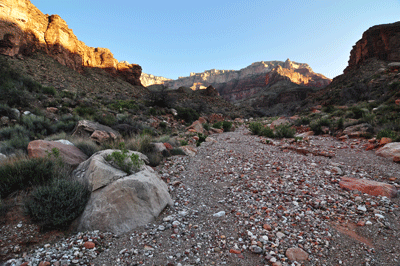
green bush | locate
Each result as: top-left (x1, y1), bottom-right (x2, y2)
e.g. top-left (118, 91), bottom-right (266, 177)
top-left (261, 127), bottom-right (275, 138)
top-left (175, 107), bottom-right (199, 124)
top-left (0, 133), bottom-right (30, 155)
top-left (274, 124), bottom-right (295, 139)
top-left (105, 147), bottom-right (143, 175)
top-left (196, 133), bottom-right (207, 147)
top-left (73, 139), bottom-right (100, 157)
top-left (53, 115), bottom-right (79, 133)
top-left (74, 106), bottom-right (95, 117)
top-left (222, 121), bottom-right (232, 132)
top-left (180, 140), bottom-right (188, 146)
top-left (170, 148), bottom-right (186, 156)
top-left (294, 117), bottom-right (311, 126)
top-left (109, 100), bottom-right (138, 111)
top-left (249, 122), bottom-right (264, 135)
top-left (377, 129), bottom-right (399, 140)
top-left (203, 123), bottom-right (210, 131)
top-left (25, 178), bottom-right (91, 230)
top-left (213, 121), bottom-right (223, 129)
top-left (94, 113), bottom-right (117, 127)
top-left (0, 158), bottom-right (57, 199)
top-left (21, 115), bottom-right (54, 139)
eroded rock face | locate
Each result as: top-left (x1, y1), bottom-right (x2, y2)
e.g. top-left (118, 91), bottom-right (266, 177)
top-left (72, 150), bottom-right (173, 234)
top-left (0, 0), bottom-right (142, 85)
top-left (27, 140), bottom-right (88, 167)
top-left (345, 21), bottom-right (400, 73)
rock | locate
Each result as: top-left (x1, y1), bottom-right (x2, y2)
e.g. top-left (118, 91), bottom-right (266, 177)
top-left (345, 22), bottom-right (400, 73)
top-left (140, 73), bottom-right (172, 87)
top-left (0, 116), bottom-right (9, 125)
top-left (339, 177), bottom-right (398, 198)
top-left (10, 108), bottom-right (20, 119)
top-left (55, 139), bottom-right (74, 146)
top-left (208, 114), bottom-right (224, 123)
top-left (376, 142), bottom-right (400, 162)
top-left (343, 123), bottom-right (373, 138)
top-left (72, 120), bottom-right (122, 144)
top-left (83, 242), bottom-right (95, 249)
top-left (285, 247), bottom-right (309, 262)
top-left (250, 245), bottom-right (263, 254)
top-left (0, 153), bottom-right (6, 163)
top-left (72, 149), bottom-right (148, 191)
top-left (186, 120), bottom-right (204, 134)
top-left (27, 140), bottom-right (88, 167)
top-left (0, 0), bottom-right (142, 85)
top-left (163, 142), bottom-right (173, 150)
top-left (72, 150), bottom-right (173, 234)
top-left (379, 137), bottom-right (392, 146)
top-left (271, 117), bottom-right (291, 128)
top-left (209, 128), bottom-right (224, 134)
top-left (213, 211), bottom-right (225, 217)
top-left (153, 143), bottom-right (168, 153)
top-left (46, 107), bottom-right (58, 113)
top-left (198, 117), bottom-right (207, 124)
top-left (396, 99), bottom-right (400, 105)
top-left (205, 137), bottom-right (217, 143)
top-left (180, 146), bottom-right (198, 157)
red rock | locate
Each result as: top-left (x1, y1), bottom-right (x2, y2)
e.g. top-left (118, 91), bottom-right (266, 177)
top-left (46, 107), bottom-right (58, 113)
top-left (21, 263), bottom-right (29, 266)
top-left (208, 113), bottom-right (224, 123)
top-left (379, 137), bottom-right (392, 146)
top-left (368, 138), bottom-right (376, 143)
top-left (285, 247), bottom-right (309, 262)
top-left (186, 120), bottom-right (204, 134)
top-left (84, 241), bottom-right (95, 249)
top-left (72, 120), bottom-right (121, 144)
top-left (27, 140), bottom-right (88, 167)
top-left (394, 156), bottom-right (400, 163)
top-left (345, 21), bottom-right (400, 73)
top-left (0, 0), bottom-right (142, 86)
top-left (357, 221), bottom-right (366, 226)
top-left (263, 224), bottom-right (272, 230)
top-left (163, 142), bottom-right (173, 150)
top-left (396, 99), bottom-right (400, 105)
top-left (365, 144), bottom-right (376, 151)
top-left (198, 117), bottom-right (207, 124)
top-left (193, 136), bottom-right (200, 141)
top-left (38, 262), bottom-right (51, 266)
top-left (229, 249), bottom-right (241, 254)
top-left (339, 177), bottom-right (398, 198)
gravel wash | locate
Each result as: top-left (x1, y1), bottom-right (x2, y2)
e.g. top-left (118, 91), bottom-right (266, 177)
top-left (4, 126), bottom-right (400, 266)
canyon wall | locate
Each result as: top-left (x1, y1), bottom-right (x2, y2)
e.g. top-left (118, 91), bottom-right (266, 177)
top-left (140, 73), bottom-right (172, 87)
top-left (345, 21), bottom-right (400, 73)
top-left (0, 0), bottom-right (142, 86)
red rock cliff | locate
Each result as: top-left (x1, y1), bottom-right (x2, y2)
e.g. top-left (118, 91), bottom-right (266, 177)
top-left (0, 0), bottom-right (142, 86)
top-left (345, 21), bottom-right (400, 73)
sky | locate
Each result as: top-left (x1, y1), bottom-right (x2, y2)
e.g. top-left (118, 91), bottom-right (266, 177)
top-left (31, 0), bottom-right (400, 80)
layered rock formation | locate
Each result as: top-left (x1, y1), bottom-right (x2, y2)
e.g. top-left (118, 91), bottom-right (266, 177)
top-left (345, 21), bottom-right (400, 73)
top-left (140, 73), bottom-right (172, 87)
top-left (0, 0), bottom-right (142, 85)
top-left (159, 59), bottom-right (331, 102)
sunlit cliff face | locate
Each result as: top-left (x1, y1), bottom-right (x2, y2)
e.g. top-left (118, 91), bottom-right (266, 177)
top-left (0, 0), bottom-right (142, 85)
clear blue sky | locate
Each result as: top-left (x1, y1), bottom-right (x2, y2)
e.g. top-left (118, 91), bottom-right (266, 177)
top-left (31, 0), bottom-right (400, 80)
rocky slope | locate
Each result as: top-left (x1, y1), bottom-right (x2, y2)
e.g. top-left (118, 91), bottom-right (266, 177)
top-left (0, 0), bottom-right (142, 86)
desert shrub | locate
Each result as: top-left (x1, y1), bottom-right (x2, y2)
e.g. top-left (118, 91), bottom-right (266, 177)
top-left (213, 121), bottom-right (223, 129)
top-left (105, 146), bottom-right (143, 174)
top-left (0, 134), bottom-right (30, 155)
top-left (0, 103), bottom-right (11, 117)
top-left (294, 117), bottom-right (311, 126)
top-left (350, 106), bottom-right (367, 119)
top-left (249, 122), bottom-right (264, 135)
top-left (0, 158), bottom-right (56, 199)
top-left (196, 133), bottom-right (207, 147)
top-left (203, 123), bottom-right (210, 131)
top-left (376, 129), bottom-right (399, 140)
top-left (261, 127), bottom-right (275, 138)
top-left (146, 152), bottom-right (163, 167)
top-left (0, 125), bottom-right (29, 140)
top-left (274, 125), bottom-right (295, 138)
top-left (322, 105), bottom-right (335, 113)
top-left (25, 178), bottom-right (90, 230)
top-left (336, 117), bottom-right (345, 130)
top-left (180, 140), bottom-right (188, 146)
top-left (73, 139), bottom-right (100, 157)
top-left (74, 106), bottom-right (95, 117)
top-left (222, 121), bottom-right (232, 132)
top-left (21, 115), bottom-right (54, 138)
top-left (310, 118), bottom-right (331, 135)
top-left (53, 115), bottom-right (79, 133)
top-left (109, 100), bottom-right (138, 111)
top-left (41, 86), bottom-right (56, 95)
top-left (159, 121), bottom-right (167, 129)
top-left (175, 107), bottom-right (199, 124)
top-left (94, 113), bottom-right (117, 127)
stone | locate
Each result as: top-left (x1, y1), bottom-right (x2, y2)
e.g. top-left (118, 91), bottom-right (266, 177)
top-left (186, 120), bottom-right (204, 134)
top-left (285, 247), bottom-right (309, 262)
top-left (0, 153), bottom-right (6, 163)
top-left (55, 139), bottom-right (74, 146)
top-left (72, 149), bottom-right (148, 191)
top-left (376, 142), bottom-right (400, 162)
top-left (163, 142), bottom-right (173, 150)
top-left (379, 137), bottom-right (392, 146)
top-left (72, 150), bottom-right (173, 234)
top-left (46, 107), bottom-right (58, 113)
top-left (72, 120), bottom-right (122, 144)
top-left (10, 108), bottom-right (20, 119)
top-left (198, 117), bottom-right (207, 124)
top-left (343, 123), bottom-right (373, 138)
top-left (229, 249), bottom-right (241, 254)
top-left (83, 241), bottom-right (95, 249)
top-left (27, 140), bottom-right (88, 167)
top-left (1, 116), bottom-right (9, 125)
top-left (396, 99), bottom-right (400, 105)
top-left (205, 137), bottom-right (217, 143)
top-left (209, 128), bottom-right (224, 134)
top-left (180, 146), bottom-right (198, 157)
top-left (153, 143), bottom-right (167, 153)
top-left (339, 177), bottom-right (398, 198)
top-left (271, 117), bottom-right (290, 128)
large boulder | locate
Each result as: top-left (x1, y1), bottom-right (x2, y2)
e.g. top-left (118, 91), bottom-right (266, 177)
top-left (72, 120), bottom-right (122, 143)
top-left (339, 177), bottom-right (398, 198)
top-left (27, 140), bottom-right (88, 167)
top-left (72, 150), bottom-right (173, 234)
top-left (376, 142), bottom-right (400, 162)
top-left (342, 123), bottom-right (373, 138)
top-left (186, 120), bottom-right (204, 134)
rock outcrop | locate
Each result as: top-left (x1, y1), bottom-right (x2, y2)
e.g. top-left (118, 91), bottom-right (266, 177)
top-left (140, 73), bottom-right (172, 87)
top-left (27, 140), bottom-right (88, 167)
top-left (72, 150), bottom-right (173, 234)
top-left (72, 120), bottom-right (122, 144)
top-left (345, 21), bottom-right (400, 73)
top-left (0, 0), bottom-right (142, 86)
